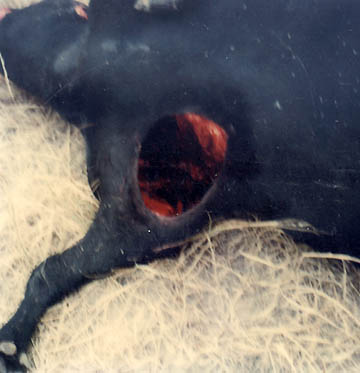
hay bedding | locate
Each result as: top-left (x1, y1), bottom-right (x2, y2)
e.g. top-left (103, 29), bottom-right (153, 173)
top-left (1, 0), bottom-right (360, 371)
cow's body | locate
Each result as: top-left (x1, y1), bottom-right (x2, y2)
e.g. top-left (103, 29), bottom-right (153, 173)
top-left (0, 0), bottom-right (359, 371)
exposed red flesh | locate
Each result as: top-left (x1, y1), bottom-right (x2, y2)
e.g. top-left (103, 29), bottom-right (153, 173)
top-left (141, 192), bottom-right (178, 217)
top-left (176, 113), bottom-right (228, 164)
top-left (138, 113), bottom-right (228, 217)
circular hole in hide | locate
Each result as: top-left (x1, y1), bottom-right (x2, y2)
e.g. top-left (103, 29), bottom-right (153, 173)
top-left (138, 113), bottom-right (228, 217)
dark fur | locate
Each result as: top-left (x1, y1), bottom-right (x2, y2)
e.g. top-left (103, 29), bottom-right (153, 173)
top-left (0, 0), bottom-right (359, 370)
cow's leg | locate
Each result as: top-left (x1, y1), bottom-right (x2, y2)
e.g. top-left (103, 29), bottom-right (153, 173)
top-left (0, 252), bottom-right (88, 372)
top-left (0, 201), bottom-right (140, 372)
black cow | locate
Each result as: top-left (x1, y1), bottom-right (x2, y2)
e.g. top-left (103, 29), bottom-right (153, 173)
top-left (0, 0), bottom-right (359, 370)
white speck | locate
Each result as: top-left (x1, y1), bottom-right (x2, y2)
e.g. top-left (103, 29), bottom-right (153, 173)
top-left (353, 49), bottom-right (358, 56)
top-left (135, 0), bottom-right (150, 11)
top-left (148, 229), bottom-right (151, 233)
top-left (287, 33), bottom-right (292, 40)
top-left (127, 43), bottom-right (150, 53)
top-left (54, 43), bottom-right (81, 74)
top-left (230, 45), bottom-right (235, 52)
top-left (102, 40), bottom-right (117, 53)
top-left (134, 0), bottom-right (179, 12)
top-left (274, 100), bottom-right (283, 111)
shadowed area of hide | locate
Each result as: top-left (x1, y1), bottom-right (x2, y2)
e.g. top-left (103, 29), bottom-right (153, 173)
top-left (0, 1), bottom-right (360, 371)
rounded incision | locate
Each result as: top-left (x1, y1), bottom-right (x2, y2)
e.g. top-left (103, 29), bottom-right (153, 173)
top-left (138, 113), bottom-right (228, 217)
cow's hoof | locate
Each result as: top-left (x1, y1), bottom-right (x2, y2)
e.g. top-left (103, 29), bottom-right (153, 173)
top-left (0, 342), bottom-right (31, 372)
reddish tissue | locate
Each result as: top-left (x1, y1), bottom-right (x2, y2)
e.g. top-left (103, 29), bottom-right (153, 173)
top-left (138, 113), bottom-right (228, 217)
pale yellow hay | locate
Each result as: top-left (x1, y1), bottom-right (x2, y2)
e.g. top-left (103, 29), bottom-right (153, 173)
top-left (0, 0), bottom-right (89, 8)
top-left (0, 1), bottom-right (360, 372)
top-left (0, 0), bottom-right (39, 8)
top-left (0, 83), bottom-right (98, 320)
